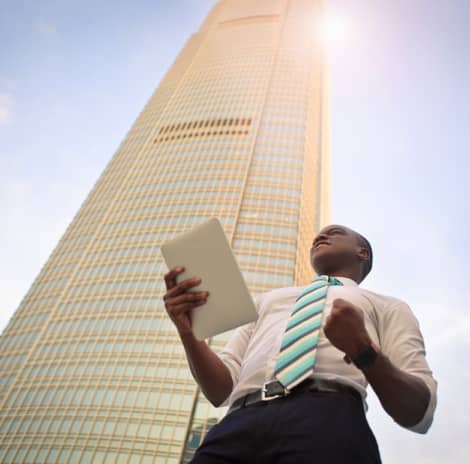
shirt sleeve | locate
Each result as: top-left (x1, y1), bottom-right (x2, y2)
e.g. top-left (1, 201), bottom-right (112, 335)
top-left (218, 321), bottom-right (255, 389)
top-left (217, 294), bottom-right (261, 391)
top-left (378, 300), bottom-right (437, 434)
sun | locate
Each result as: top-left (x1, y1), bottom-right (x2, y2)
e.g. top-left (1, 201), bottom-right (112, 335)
top-left (317, 12), bottom-right (350, 47)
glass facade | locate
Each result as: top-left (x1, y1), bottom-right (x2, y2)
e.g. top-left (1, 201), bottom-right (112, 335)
top-left (0, 0), bottom-right (329, 462)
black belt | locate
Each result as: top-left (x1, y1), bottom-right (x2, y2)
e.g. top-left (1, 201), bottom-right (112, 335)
top-left (228, 378), bottom-right (361, 415)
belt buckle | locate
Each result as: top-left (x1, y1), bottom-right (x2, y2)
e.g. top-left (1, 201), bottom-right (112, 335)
top-left (262, 380), bottom-right (288, 401)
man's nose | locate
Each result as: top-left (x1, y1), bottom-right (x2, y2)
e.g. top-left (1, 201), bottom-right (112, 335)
top-left (313, 233), bottom-right (327, 245)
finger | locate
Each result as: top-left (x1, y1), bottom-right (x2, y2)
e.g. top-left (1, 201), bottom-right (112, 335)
top-left (332, 298), bottom-right (349, 308)
top-left (169, 299), bottom-right (207, 317)
top-left (332, 298), bottom-right (360, 316)
top-left (323, 315), bottom-right (332, 330)
top-left (164, 266), bottom-right (185, 290)
top-left (165, 277), bottom-right (203, 299)
top-left (166, 291), bottom-right (209, 308)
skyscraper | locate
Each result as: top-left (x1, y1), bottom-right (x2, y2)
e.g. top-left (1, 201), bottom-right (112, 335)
top-left (0, 0), bottom-right (329, 462)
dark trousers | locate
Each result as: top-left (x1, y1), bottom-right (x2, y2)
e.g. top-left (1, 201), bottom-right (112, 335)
top-left (190, 390), bottom-right (382, 464)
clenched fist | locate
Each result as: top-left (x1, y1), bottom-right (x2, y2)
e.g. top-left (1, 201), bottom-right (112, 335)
top-left (323, 298), bottom-right (372, 361)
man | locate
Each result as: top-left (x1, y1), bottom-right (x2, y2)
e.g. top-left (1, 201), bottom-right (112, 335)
top-left (163, 224), bottom-right (437, 463)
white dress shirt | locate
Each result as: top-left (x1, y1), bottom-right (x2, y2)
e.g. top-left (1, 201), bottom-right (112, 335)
top-left (218, 277), bottom-right (437, 434)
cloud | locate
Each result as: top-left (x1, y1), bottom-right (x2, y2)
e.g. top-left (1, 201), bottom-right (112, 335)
top-left (0, 94), bottom-right (14, 124)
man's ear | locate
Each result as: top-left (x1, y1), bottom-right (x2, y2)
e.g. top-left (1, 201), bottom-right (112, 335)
top-left (357, 246), bottom-right (369, 263)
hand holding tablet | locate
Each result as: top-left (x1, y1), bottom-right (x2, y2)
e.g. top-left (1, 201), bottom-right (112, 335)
top-left (163, 267), bottom-right (209, 337)
top-left (161, 218), bottom-right (258, 340)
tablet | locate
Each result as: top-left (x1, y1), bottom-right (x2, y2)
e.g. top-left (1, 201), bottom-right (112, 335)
top-left (160, 217), bottom-right (258, 340)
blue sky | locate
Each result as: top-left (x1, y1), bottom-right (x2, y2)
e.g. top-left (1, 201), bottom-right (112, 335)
top-left (0, 0), bottom-right (469, 462)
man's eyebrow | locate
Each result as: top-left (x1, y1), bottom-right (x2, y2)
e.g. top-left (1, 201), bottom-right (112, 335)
top-left (323, 226), bottom-right (346, 234)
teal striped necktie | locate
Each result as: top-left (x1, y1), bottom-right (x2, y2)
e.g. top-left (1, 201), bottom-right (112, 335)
top-left (274, 275), bottom-right (343, 390)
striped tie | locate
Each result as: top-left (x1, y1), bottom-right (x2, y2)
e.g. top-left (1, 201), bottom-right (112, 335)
top-left (274, 275), bottom-right (342, 390)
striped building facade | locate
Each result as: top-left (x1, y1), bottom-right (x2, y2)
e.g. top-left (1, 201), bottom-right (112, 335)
top-left (0, 0), bottom-right (329, 462)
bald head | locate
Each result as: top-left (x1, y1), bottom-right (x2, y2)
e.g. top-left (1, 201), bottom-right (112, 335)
top-left (310, 225), bottom-right (373, 283)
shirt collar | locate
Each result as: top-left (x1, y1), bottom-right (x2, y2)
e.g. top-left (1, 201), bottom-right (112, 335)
top-left (333, 276), bottom-right (359, 287)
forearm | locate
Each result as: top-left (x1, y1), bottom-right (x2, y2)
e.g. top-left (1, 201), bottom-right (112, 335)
top-left (179, 331), bottom-right (233, 406)
top-left (163, 268), bottom-right (233, 406)
top-left (325, 298), bottom-right (433, 430)
top-left (363, 351), bottom-right (430, 428)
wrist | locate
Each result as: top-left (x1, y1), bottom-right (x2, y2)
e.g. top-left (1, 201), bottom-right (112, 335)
top-left (177, 327), bottom-right (197, 342)
top-left (346, 334), bottom-right (373, 360)
top-left (352, 342), bottom-right (380, 370)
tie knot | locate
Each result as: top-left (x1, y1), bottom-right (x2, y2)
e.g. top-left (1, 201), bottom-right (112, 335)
top-left (314, 275), bottom-right (343, 286)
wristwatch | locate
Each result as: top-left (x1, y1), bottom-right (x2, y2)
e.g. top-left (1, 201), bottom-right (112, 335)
top-left (352, 344), bottom-right (378, 370)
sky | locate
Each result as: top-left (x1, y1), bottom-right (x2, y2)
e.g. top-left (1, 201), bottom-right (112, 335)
top-left (0, 0), bottom-right (469, 462)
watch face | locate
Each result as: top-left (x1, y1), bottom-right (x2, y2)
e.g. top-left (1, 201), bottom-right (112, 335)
top-left (353, 345), bottom-right (378, 369)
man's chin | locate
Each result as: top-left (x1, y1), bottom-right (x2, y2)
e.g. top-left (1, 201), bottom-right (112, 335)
top-left (311, 252), bottom-right (337, 276)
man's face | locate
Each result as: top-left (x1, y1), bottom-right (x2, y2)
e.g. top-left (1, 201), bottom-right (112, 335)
top-left (310, 225), bottom-right (362, 275)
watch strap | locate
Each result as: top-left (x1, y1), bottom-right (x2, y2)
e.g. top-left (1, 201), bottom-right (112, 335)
top-left (352, 344), bottom-right (378, 370)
